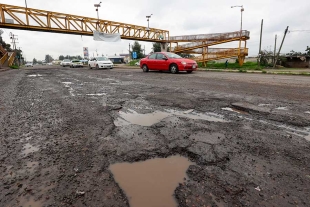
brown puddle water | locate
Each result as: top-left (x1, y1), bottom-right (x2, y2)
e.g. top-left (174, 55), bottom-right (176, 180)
top-left (109, 155), bottom-right (194, 207)
top-left (115, 110), bottom-right (170, 126)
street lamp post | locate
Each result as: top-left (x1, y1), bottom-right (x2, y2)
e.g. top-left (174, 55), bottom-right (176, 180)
top-left (146, 14), bottom-right (153, 30)
top-left (231, 5), bottom-right (244, 58)
top-left (94, 2), bottom-right (102, 20)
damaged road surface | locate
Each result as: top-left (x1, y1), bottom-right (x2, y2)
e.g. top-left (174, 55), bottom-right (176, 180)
top-left (0, 67), bottom-right (310, 207)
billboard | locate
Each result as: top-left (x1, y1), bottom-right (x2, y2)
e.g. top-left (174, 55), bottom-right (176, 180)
top-left (83, 47), bottom-right (89, 58)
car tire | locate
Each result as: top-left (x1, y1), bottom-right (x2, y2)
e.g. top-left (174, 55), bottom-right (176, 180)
top-left (187, 70), bottom-right (193, 73)
top-left (170, 64), bottom-right (179, 74)
top-left (89, 65), bottom-right (92, 69)
top-left (96, 64), bottom-right (99, 70)
top-left (142, 64), bottom-right (149, 72)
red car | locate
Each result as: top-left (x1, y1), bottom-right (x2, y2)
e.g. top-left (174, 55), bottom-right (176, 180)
top-left (140, 52), bottom-right (198, 74)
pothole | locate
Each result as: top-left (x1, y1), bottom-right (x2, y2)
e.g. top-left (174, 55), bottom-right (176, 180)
top-left (109, 155), bottom-right (194, 207)
top-left (27, 74), bottom-right (42, 77)
top-left (114, 110), bottom-right (169, 126)
top-left (275, 106), bottom-right (288, 110)
top-left (22, 143), bottom-right (39, 156)
top-left (222, 107), bottom-right (248, 114)
top-left (114, 109), bottom-right (227, 126)
top-left (86, 93), bottom-right (106, 96)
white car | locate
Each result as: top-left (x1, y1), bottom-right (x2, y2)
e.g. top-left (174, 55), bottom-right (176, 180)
top-left (88, 57), bottom-right (113, 69)
top-left (47, 63), bottom-right (53, 66)
top-left (70, 59), bottom-right (83, 68)
top-left (60, 59), bottom-right (71, 67)
top-left (25, 62), bottom-right (33, 67)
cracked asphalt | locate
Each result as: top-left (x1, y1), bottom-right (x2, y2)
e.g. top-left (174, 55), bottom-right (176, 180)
top-left (0, 66), bottom-right (310, 207)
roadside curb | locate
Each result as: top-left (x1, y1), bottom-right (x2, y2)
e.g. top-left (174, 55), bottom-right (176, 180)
top-left (0, 67), bottom-right (10, 72)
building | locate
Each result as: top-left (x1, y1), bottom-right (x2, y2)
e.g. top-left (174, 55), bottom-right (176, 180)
top-left (108, 56), bottom-right (125, 64)
top-left (283, 55), bottom-right (310, 68)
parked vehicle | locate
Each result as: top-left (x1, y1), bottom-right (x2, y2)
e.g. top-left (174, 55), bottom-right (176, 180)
top-left (25, 62), bottom-right (33, 67)
top-left (88, 57), bottom-right (113, 69)
top-left (70, 59), bottom-right (83, 68)
top-left (60, 59), bottom-right (71, 67)
top-left (47, 63), bottom-right (53, 66)
top-left (140, 52), bottom-right (198, 74)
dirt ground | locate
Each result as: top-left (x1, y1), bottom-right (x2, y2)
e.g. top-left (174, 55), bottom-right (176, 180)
top-left (0, 66), bottom-right (310, 207)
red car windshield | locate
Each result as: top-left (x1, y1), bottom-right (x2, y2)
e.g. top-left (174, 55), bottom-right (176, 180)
top-left (164, 53), bottom-right (182, 59)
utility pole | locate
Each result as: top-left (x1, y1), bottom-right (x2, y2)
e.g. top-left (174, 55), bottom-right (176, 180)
top-left (273, 26), bottom-right (289, 68)
top-left (273, 35), bottom-right (277, 65)
top-left (258, 19), bottom-right (263, 68)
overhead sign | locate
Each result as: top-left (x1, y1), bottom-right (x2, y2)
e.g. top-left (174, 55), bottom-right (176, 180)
top-left (93, 31), bottom-right (121, 42)
top-left (83, 47), bottom-right (89, 58)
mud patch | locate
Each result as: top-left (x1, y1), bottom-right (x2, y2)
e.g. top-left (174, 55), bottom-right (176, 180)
top-left (275, 106), bottom-right (288, 110)
top-left (166, 109), bottom-right (227, 122)
top-left (25, 161), bottom-right (39, 173)
top-left (222, 107), bottom-right (248, 114)
top-left (305, 134), bottom-right (310, 141)
top-left (86, 93), bottom-right (106, 96)
top-left (109, 155), bottom-right (193, 207)
top-left (190, 132), bottom-right (225, 144)
top-left (114, 109), bottom-right (227, 126)
top-left (18, 196), bottom-right (43, 207)
top-left (27, 74), bottom-right (42, 77)
top-left (22, 143), bottom-right (39, 156)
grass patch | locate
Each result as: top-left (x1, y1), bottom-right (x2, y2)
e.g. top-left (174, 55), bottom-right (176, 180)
top-left (10, 65), bottom-right (19, 69)
top-left (129, 60), bottom-right (139, 66)
top-left (199, 61), bottom-right (263, 70)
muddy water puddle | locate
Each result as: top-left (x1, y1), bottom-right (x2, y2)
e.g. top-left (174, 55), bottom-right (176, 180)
top-left (115, 109), bottom-right (227, 126)
top-left (115, 110), bottom-right (169, 126)
top-left (109, 155), bottom-right (193, 207)
top-left (22, 143), bottom-right (39, 156)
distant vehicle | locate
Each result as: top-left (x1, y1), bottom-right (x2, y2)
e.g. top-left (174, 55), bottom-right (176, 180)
top-left (140, 52), bottom-right (198, 74)
top-left (70, 59), bottom-right (83, 68)
top-left (25, 62), bottom-right (33, 67)
top-left (135, 60), bottom-right (140, 66)
top-left (60, 59), bottom-right (71, 67)
top-left (88, 57), bottom-right (113, 69)
top-left (47, 63), bottom-right (53, 66)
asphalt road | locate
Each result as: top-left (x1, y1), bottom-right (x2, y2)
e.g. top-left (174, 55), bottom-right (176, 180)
top-left (0, 66), bottom-right (310, 207)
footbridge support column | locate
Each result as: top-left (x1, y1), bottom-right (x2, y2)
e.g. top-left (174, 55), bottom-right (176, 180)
top-left (160, 43), bottom-right (167, 52)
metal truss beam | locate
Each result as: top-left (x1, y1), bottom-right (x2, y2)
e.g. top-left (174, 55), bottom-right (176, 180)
top-left (0, 4), bottom-right (169, 42)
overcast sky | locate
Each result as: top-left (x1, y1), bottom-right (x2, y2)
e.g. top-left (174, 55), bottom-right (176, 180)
top-left (1, 0), bottom-right (309, 61)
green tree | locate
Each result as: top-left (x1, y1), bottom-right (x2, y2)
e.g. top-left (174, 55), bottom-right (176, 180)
top-left (131, 41), bottom-right (144, 59)
top-left (306, 46), bottom-right (310, 55)
top-left (59, 55), bottom-right (64, 60)
top-left (152, 42), bottom-right (161, 52)
top-left (45, 54), bottom-right (54, 63)
top-left (33, 58), bottom-right (37, 64)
